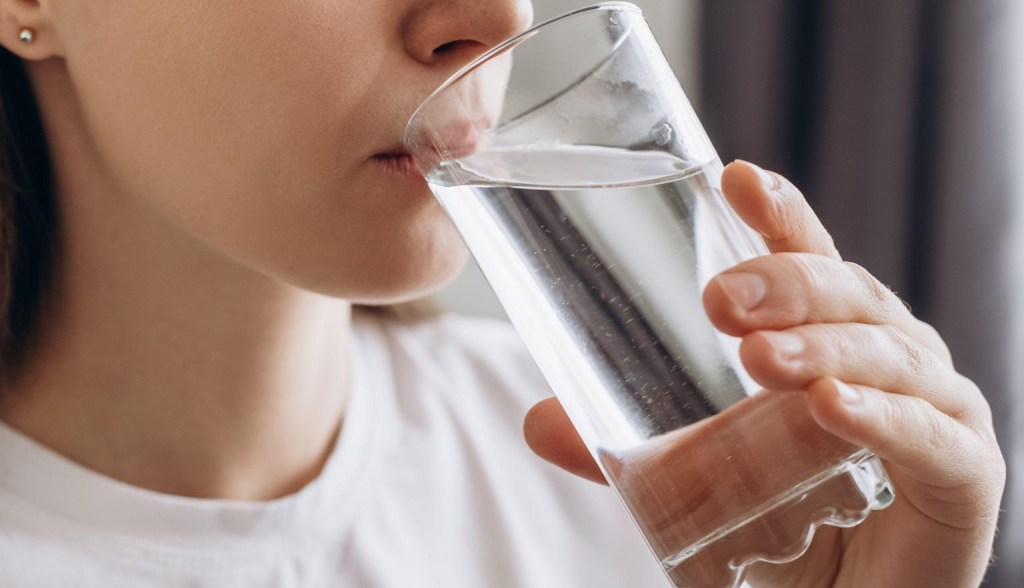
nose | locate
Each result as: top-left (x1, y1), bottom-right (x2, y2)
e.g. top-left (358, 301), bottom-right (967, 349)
top-left (403, 0), bottom-right (534, 66)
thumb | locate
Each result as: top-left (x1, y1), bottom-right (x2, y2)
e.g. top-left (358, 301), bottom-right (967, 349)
top-left (721, 161), bottom-right (841, 259)
top-left (523, 398), bottom-right (607, 484)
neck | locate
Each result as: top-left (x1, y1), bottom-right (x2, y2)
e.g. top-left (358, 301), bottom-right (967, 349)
top-left (3, 199), bottom-right (353, 501)
top-left (1, 63), bottom-right (352, 502)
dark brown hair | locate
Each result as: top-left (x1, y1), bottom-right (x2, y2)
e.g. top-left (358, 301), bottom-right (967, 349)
top-left (0, 47), bottom-right (58, 385)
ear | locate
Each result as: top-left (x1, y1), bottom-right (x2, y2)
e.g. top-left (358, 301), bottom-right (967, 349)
top-left (0, 0), bottom-right (64, 59)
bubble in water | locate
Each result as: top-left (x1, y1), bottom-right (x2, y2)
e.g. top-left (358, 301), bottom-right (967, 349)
top-left (651, 123), bottom-right (674, 147)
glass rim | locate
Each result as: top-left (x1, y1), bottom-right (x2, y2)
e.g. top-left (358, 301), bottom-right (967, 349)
top-left (403, 1), bottom-right (643, 147)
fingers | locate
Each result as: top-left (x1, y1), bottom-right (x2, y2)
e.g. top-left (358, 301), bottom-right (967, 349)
top-left (804, 378), bottom-right (1004, 529)
top-left (721, 160), bottom-right (840, 259)
top-left (739, 323), bottom-right (978, 418)
top-left (523, 397), bottom-right (606, 484)
top-left (705, 253), bottom-right (910, 332)
top-left (704, 252), bottom-right (949, 361)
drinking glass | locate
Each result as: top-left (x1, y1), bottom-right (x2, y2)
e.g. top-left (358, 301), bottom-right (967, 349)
top-left (405, 3), bottom-right (894, 586)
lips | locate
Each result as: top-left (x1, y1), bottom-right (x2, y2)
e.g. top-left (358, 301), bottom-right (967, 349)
top-left (370, 148), bottom-right (420, 177)
top-left (399, 117), bottom-right (489, 173)
top-left (372, 109), bottom-right (492, 180)
top-left (428, 119), bottom-right (487, 158)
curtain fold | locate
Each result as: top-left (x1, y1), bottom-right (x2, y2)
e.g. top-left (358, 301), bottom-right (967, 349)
top-left (700, 1), bottom-right (1023, 585)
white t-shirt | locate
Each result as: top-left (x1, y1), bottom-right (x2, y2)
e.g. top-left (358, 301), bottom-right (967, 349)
top-left (0, 311), bottom-right (670, 587)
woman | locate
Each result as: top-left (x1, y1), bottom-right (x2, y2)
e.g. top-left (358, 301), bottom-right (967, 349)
top-left (0, 0), bottom-right (1004, 586)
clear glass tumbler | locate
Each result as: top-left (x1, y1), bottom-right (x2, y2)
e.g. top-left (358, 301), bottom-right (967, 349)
top-left (405, 3), bottom-right (894, 586)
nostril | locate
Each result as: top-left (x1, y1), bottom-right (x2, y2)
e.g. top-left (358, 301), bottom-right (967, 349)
top-left (433, 41), bottom-right (462, 55)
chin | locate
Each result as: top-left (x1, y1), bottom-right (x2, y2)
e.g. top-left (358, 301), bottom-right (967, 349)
top-left (354, 251), bottom-right (471, 305)
top-left (285, 237), bottom-right (472, 305)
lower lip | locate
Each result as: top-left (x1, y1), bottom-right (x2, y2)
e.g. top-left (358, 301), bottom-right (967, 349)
top-left (370, 153), bottom-right (422, 178)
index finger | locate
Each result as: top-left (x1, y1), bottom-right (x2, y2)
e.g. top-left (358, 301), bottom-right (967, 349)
top-left (721, 161), bottom-right (841, 260)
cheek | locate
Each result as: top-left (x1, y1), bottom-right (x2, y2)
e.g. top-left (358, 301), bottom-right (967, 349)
top-left (60, 2), bottom-right (467, 299)
top-left (66, 1), bottom-right (373, 201)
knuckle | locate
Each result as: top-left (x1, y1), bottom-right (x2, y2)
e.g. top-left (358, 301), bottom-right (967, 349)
top-left (765, 177), bottom-right (801, 240)
top-left (915, 319), bottom-right (954, 365)
top-left (955, 374), bottom-right (996, 429)
top-left (889, 395), bottom-right (947, 452)
top-left (760, 173), bottom-right (840, 258)
top-left (792, 326), bottom-right (837, 373)
top-left (963, 427), bottom-right (1006, 509)
top-left (783, 255), bottom-right (828, 322)
top-left (754, 253), bottom-right (819, 323)
top-left (786, 253), bottom-right (829, 295)
top-left (992, 445), bottom-right (1008, 485)
top-left (843, 262), bottom-right (896, 323)
top-left (955, 374), bottom-right (985, 406)
top-left (813, 324), bottom-right (857, 366)
top-left (921, 403), bottom-right (953, 451)
top-left (762, 169), bottom-right (785, 194)
top-left (870, 394), bottom-right (901, 455)
top-left (883, 325), bottom-right (930, 381)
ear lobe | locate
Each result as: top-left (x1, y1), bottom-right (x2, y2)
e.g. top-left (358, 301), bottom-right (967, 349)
top-left (0, 0), bottom-right (65, 59)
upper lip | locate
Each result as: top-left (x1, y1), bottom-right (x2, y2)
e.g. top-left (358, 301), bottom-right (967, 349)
top-left (370, 107), bottom-right (492, 167)
top-left (395, 116), bottom-right (490, 165)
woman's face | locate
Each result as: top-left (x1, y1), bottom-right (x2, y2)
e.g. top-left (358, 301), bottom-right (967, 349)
top-left (47, 0), bottom-right (532, 302)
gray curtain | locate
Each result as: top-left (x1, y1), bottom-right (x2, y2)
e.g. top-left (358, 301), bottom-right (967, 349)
top-left (699, 1), bottom-right (1023, 585)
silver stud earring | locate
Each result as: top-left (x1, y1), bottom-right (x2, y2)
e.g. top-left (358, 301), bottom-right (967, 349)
top-left (18, 29), bottom-right (35, 44)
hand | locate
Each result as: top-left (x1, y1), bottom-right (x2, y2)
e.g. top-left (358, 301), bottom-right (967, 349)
top-left (523, 161), bottom-right (1005, 587)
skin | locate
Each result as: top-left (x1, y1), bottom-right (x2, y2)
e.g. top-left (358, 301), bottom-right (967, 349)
top-left (0, 0), bottom-right (531, 499)
top-left (525, 162), bottom-right (1005, 586)
top-left (0, 0), bottom-right (1004, 585)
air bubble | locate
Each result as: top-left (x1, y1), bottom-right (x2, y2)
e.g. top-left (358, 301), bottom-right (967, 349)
top-left (651, 123), bottom-right (674, 147)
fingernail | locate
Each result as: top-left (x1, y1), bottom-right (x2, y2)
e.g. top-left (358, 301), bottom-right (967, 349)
top-left (763, 331), bottom-right (805, 359)
top-left (737, 159), bottom-right (778, 192)
top-left (717, 272), bottom-right (767, 311)
top-left (834, 380), bottom-right (861, 406)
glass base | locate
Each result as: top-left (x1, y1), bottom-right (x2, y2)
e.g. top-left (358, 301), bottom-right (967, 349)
top-left (661, 451), bottom-right (894, 588)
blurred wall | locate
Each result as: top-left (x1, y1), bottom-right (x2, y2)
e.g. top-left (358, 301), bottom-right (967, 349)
top-left (436, 0), bottom-right (699, 318)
